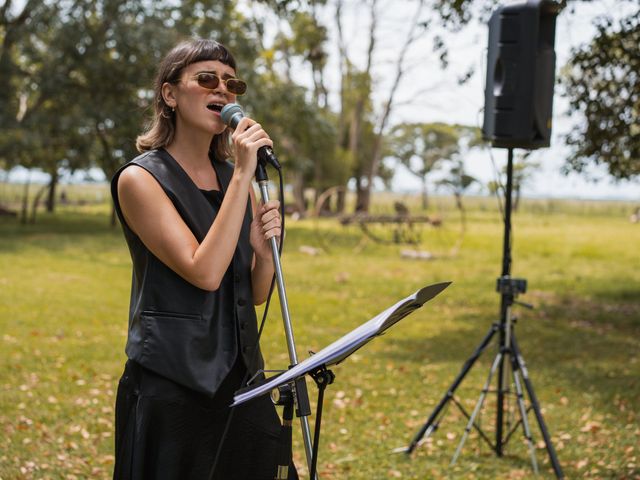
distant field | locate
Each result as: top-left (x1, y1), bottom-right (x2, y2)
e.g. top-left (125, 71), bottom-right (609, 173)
top-left (0, 182), bottom-right (111, 208)
top-left (0, 191), bottom-right (638, 479)
top-left (1, 179), bottom-right (637, 221)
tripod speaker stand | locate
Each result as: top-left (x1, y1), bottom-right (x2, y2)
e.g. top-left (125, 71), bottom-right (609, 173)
top-left (403, 148), bottom-right (564, 479)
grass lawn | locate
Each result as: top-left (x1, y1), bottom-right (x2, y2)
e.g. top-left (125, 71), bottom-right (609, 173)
top-left (0, 196), bottom-right (638, 479)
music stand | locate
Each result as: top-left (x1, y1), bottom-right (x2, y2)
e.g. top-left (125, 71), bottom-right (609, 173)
top-left (232, 282), bottom-right (451, 479)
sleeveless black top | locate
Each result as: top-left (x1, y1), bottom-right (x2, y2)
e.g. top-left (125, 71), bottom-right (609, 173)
top-left (111, 148), bottom-right (263, 397)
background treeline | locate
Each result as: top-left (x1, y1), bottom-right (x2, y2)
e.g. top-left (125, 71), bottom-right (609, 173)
top-left (0, 0), bottom-right (638, 223)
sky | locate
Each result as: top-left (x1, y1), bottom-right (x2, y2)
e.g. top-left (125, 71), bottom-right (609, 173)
top-left (4, 0), bottom-right (638, 201)
top-left (307, 0), bottom-right (639, 200)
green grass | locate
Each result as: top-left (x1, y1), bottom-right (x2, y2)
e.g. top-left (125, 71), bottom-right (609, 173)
top-left (1, 196), bottom-right (639, 479)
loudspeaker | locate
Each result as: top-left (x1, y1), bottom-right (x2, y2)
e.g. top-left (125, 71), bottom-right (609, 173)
top-left (482, 0), bottom-right (560, 149)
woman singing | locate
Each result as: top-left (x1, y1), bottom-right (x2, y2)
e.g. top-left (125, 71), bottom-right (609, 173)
top-left (111, 38), bottom-right (297, 479)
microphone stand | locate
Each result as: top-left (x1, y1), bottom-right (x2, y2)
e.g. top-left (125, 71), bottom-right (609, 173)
top-left (255, 161), bottom-right (317, 479)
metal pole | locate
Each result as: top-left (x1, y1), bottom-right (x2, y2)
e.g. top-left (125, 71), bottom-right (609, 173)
top-left (496, 147), bottom-right (515, 456)
top-left (256, 174), bottom-right (317, 479)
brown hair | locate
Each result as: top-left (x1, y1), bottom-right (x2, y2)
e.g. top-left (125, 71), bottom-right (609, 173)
top-left (136, 39), bottom-right (237, 160)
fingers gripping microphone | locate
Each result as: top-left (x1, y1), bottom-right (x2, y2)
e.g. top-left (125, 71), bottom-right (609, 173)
top-left (220, 103), bottom-right (281, 170)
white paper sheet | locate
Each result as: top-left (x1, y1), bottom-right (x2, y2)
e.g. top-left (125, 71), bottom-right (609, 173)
top-left (231, 282), bottom-right (451, 407)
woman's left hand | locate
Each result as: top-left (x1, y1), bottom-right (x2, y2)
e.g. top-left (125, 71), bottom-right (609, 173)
top-left (250, 199), bottom-right (281, 260)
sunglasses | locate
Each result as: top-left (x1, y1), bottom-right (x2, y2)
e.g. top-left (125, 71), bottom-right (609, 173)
top-left (192, 72), bottom-right (247, 96)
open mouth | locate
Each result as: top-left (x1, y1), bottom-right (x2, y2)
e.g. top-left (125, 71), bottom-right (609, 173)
top-left (207, 103), bottom-right (224, 113)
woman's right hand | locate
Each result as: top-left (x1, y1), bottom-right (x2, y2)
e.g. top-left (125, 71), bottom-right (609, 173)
top-left (231, 117), bottom-right (273, 180)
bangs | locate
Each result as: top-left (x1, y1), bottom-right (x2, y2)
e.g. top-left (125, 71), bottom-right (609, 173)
top-left (165, 39), bottom-right (237, 83)
top-left (185, 39), bottom-right (236, 69)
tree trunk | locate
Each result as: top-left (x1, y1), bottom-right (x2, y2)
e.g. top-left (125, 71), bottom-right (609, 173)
top-left (455, 192), bottom-right (466, 232)
top-left (45, 169), bottom-right (58, 213)
top-left (355, 0), bottom-right (426, 214)
top-left (337, 0), bottom-right (377, 214)
top-left (336, 189), bottom-right (346, 214)
top-left (313, 187), bottom-right (333, 216)
top-left (290, 170), bottom-right (307, 217)
top-left (355, 177), bottom-right (370, 212)
top-left (30, 184), bottom-right (48, 223)
top-left (421, 176), bottom-right (429, 210)
top-left (356, 188), bottom-right (370, 212)
top-left (20, 176), bottom-right (31, 225)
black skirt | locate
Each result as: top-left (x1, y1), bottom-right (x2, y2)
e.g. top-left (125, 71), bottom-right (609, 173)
top-left (113, 358), bottom-right (299, 480)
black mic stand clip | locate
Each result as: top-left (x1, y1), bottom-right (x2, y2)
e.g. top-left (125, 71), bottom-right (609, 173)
top-left (271, 365), bottom-right (335, 480)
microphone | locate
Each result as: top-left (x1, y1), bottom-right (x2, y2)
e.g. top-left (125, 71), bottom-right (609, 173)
top-left (220, 103), bottom-right (281, 170)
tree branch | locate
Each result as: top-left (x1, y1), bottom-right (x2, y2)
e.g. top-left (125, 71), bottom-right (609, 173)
top-left (368, 0), bottom-right (427, 183)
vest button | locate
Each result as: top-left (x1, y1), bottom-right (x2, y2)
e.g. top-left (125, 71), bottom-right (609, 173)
top-left (240, 322), bottom-right (246, 331)
top-left (237, 298), bottom-right (246, 306)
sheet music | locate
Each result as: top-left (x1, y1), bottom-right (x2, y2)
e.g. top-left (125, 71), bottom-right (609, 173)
top-left (232, 282), bottom-right (451, 407)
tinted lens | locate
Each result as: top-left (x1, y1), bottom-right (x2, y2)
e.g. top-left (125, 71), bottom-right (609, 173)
top-left (196, 73), bottom-right (220, 89)
top-left (195, 73), bottom-right (246, 95)
top-left (226, 78), bottom-right (247, 95)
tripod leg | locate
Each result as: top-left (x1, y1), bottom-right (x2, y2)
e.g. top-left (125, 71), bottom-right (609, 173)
top-left (405, 324), bottom-right (498, 454)
top-left (451, 352), bottom-right (503, 466)
top-left (510, 358), bottom-right (539, 474)
top-left (512, 335), bottom-right (564, 479)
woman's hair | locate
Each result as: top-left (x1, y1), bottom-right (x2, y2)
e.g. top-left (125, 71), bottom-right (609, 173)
top-left (136, 39), bottom-right (237, 160)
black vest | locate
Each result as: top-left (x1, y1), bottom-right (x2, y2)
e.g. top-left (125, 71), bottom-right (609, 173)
top-left (111, 148), bottom-right (263, 397)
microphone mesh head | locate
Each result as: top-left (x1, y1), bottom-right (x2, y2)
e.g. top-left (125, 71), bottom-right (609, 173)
top-left (220, 103), bottom-right (244, 128)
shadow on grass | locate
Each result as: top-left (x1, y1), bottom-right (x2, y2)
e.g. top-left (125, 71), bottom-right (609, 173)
top-left (382, 296), bottom-right (639, 414)
top-left (590, 285), bottom-right (640, 304)
top-left (0, 211), bottom-right (121, 253)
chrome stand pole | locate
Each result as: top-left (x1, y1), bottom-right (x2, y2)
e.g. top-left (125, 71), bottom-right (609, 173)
top-left (256, 165), bottom-right (317, 479)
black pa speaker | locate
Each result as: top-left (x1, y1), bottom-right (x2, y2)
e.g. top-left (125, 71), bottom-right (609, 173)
top-left (482, 0), bottom-right (560, 149)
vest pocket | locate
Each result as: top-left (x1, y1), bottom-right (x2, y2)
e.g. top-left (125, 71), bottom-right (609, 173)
top-left (140, 309), bottom-right (202, 321)
top-left (138, 311), bottom-right (214, 393)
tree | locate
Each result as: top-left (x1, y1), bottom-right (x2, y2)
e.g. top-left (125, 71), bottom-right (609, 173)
top-left (563, 10), bottom-right (640, 180)
top-left (1, 0), bottom-right (269, 223)
top-left (0, 0), bottom-right (59, 132)
top-left (437, 156), bottom-right (478, 228)
top-left (487, 152), bottom-right (540, 212)
top-left (264, 0), bottom-right (447, 212)
top-left (2, 1), bottom-right (176, 217)
top-left (57, 1), bottom-right (175, 220)
top-left (428, 0), bottom-right (639, 185)
top-left (0, 0), bottom-right (60, 171)
top-left (251, 6), bottom-right (338, 214)
top-left (0, 0), bottom-right (92, 218)
top-left (386, 122), bottom-right (460, 209)
top-left (271, 10), bottom-right (329, 107)
top-left (338, 0), bottom-right (432, 212)
top-left (245, 73), bottom-right (340, 215)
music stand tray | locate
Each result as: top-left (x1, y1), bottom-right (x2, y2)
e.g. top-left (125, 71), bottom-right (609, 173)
top-left (231, 281), bottom-right (451, 479)
top-left (232, 281), bottom-right (451, 407)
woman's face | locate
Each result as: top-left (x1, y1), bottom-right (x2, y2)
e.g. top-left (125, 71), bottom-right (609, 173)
top-left (164, 60), bottom-right (238, 137)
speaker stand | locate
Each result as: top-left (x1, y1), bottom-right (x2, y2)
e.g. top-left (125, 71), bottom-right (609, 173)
top-left (402, 148), bottom-right (564, 479)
